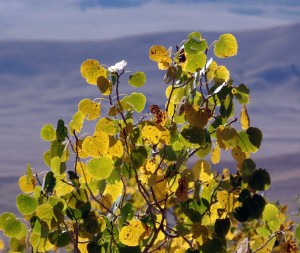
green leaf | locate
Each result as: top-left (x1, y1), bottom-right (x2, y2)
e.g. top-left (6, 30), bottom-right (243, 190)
top-left (128, 72), bottom-right (146, 88)
top-left (262, 203), bottom-right (279, 223)
top-left (49, 230), bottom-right (71, 248)
top-left (248, 169), bottom-right (271, 191)
top-left (184, 32), bottom-right (207, 54)
top-left (0, 213), bottom-right (23, 237)
top-left (241, 158), bottom-right (256, 182)
top-left (122, 93), bottom-right (146, 113)
top-left (131, 146), bottom-right (148, 168)
top-left (237, 131), bottom-right (258, 153)
top-left (87, 157), bottom-right (114, 180)
top-left (0, 212), bottom-right (17, 231)
top-left (50, 140), bottom-right (65, 158)
top-left (43, 171), bottom-right (56, 195)
top-left (43, 150), bottom-right (51, 167)
top-left (40, 124), bottom-right (56, 142)
top-left (296, 224), bottom-right (300, 241)
top-left (51, 156), bottom-right (63, 176)
top-left (185, 52), bottom-right (206, 73)
top-left (16, 194), bottom-right (38, 215)
top-left (56, 119), bottom-right (68, 142)
top-left (232, 83), bottom-right (249, 104)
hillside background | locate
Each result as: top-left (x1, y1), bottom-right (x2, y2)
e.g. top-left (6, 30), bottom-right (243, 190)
top-left (0, 1), bottom-right (299, 218)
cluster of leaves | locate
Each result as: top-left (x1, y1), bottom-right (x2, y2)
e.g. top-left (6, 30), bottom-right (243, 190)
top-left (0, 32), bottom-right (299, 253)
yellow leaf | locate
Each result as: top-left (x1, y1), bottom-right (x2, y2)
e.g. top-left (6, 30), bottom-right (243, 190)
top-left (30, 233), bottom-right (54, 252)
top-left (206, 61), bottom-right (218, 82)
top-left (217, 190), bottom-right (234, 212)
top-left (192, 160), bottom-right (213, 182)
top-left (77, 237), bottom-right (89, 253)
top-left (99, 194), bottom-right (113, 213)
top-left (149, 45), bottom-right (170, 63)
top-left (82, 132), bottom-right (109, 158)
top-left (78, 98), bottom-right (101, 120)
top-left (231, 146), bottom-right (249, 169)
top-left (95, 117), bottom-right (117, 136)
top-left (80, 59), bottom-right (107, 85)
top-left (76, 162), bottom-right (93, 183)
top-left (211, 144), bottom-right (221, 164)
top-left (54, 178), bottom-right (74, 197)
top-left (142, 125), bottom-right (170, 145)
top-left (19, 175), bottom-right (36, 193)
top-left (240, 104), bottom-right (250, 130)
top-left (106, 137), bottom-right (124, 159)
top-left (69, 111), bottom-right (84, 134)
top-left (103, 180), bottom-right (123, 202)
top-left (119, 220), bottom-right (147, 247)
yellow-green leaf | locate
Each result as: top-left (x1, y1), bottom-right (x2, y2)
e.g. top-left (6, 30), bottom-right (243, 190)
top-left (214, 33), bottom-right (238, 58)
top-left (128, 71), bottom-right (146, 88)
top-left (40, 124), bottom-right (56, 141)
top-left (87, 157), bottom-right (114, 180)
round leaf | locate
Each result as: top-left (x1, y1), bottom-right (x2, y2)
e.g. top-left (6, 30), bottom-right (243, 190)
top-left (128, 71), bottom-right (146, 88)
top-left (40, 124), bottom-right (56, 141)
top-left (214, 33), bottom-right (238, 58)
top-left (87, 157), bottom-right (114, 180)
top-left (16, 194), bottom-right (38, 215)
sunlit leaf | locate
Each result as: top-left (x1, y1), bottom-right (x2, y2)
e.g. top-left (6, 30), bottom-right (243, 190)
top-left (149, 45), bottom-right (170, 63)
top-left (69, 111), bottom-right (84, 134)
top-left (183, 52), bottom-right (206, 73)
top-left (119, 219), bottom-right (147, 247)
top-left (240, 105), bottom-right (250, 130)
top-left (80, 59), bottom-right (107, 85)
top-left (104, 180), bottom-right (123, 202)
top-left (19, 175), bottom-right (36, 193)
top-left (206, 61), bottom-right (218, 82)
top-left (128, 71), bottom-right (146, 88)
top-left (78, 98), bottom-right (101, 120)
top-left (35, 204), bottom-right (55, 228)
top-left (95, 117), bottom-right (117, 136)
top-left (82, 132), bottom-right (109, 158)
top-left (214, 65), bottom-right (230, 83)
top-left (40, 124), bottom-right (56, 142)
top-left (217, 190), bottom-right (234, 212)
top-left (211, 144), bottom-right (221, 164)
top-left (16, 194), bottom-right (38, 215)
top-left (192, 159), bottom-right (213, 182)
top-left (87, 157), bottom-right (114, 180)
top-left (184, 32), bottom-right (207, 54)
top-left (232, 83), bottom-right (249, 104)
top-left (214, 33), bottom-right (238, 58)
top-left (30, 233), bottom-right (54, 252)
top-left (128, 93), bottom-right (146, 113)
